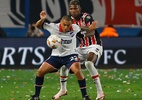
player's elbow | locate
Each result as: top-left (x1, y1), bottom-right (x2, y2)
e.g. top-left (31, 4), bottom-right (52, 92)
top-left (35, 23), bottom-right (42, 29)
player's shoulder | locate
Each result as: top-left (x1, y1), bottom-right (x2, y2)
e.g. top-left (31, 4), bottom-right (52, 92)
top-left (82, 12), bottom-right (91, 17)
top-left (82, 12), bottom-right (93, 23)
top-left (72, 24), bottom-right (80, 30)
top-left (72, 24), bottom-right (79, 27)
top-left (44, 22), bottom-right (56, 26)
top-left (49, 22), bottom-right (60, 28)
top-left (82, 12), bottom-right (92, 18)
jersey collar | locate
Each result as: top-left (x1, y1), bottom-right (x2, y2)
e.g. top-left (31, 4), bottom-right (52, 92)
top-left (59, 24), bottom-right (74, 32)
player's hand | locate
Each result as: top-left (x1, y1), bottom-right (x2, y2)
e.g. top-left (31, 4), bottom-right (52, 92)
top-left (36, 11), bottom-right (47, 28)
top-left (40, 11), bottom-right (47, 20)
top-left (89, 20), bottom-right (98, 31)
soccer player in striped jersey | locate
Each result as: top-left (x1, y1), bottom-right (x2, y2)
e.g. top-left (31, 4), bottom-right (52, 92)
top-left (53, 0), bottom-right (105, 100)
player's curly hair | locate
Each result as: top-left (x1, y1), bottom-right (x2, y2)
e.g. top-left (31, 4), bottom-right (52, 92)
top-left (69, 0), bottom-right (80, 5)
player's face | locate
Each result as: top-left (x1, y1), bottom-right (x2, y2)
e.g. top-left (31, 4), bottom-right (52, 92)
top-left (60, 19), bottom-right (72, 33)
top-left (69, 5), bottom-right (81, 18)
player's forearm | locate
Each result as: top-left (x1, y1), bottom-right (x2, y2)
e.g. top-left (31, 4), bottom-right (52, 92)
top-left (80, 26), bottom-right (89, 32)
top-left (84, 31), bottom-right (95, 37)
top-left (36, 18), bottom-right (45, 28)
top-left (80, 26), bottom-right (95, 36)
top-left (88, 21), bottom-right (98, 32)
top-left (81, 26), bottom-right (96, 33)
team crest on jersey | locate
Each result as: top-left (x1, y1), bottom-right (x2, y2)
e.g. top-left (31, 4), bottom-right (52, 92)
top-left (86, 15), bottom-right (91, 19)
top-left (70, 31), bottom-right (74, 37)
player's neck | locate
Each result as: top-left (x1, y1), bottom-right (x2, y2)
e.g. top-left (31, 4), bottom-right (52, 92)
top-left (73, 15), bottom-right (81, 21)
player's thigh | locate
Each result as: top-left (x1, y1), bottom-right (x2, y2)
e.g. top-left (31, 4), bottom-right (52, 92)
top-left (37, 62), bottom-right (56, 76)
top-left (70, 62), bottom-right (84, 80)
top-left (70, 62), bottom-right (81, 73)
top-left (88, 45), bottom-right (103, 59)
top-left (76, 48), bottom-right (87, 63)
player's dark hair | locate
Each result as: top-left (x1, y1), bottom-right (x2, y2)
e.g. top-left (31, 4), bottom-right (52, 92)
top-left (69, 0), bottom-right (80, 5)
top-left (62, 15), bottom-right (72, 21)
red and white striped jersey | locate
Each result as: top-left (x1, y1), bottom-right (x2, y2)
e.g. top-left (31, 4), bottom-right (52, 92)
top-left (71, 12), bottom-right (102, 47)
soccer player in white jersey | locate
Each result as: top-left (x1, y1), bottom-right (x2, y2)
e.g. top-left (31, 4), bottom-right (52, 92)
top-left (53, 0), bottom-right (105, 100)
top-left (30, 10), bottom-right (98, 100)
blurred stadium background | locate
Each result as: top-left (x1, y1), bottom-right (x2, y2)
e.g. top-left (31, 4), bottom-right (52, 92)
top-left (0, 0), bottom-right (142, 68)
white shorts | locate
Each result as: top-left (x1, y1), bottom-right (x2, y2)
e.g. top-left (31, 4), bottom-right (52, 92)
top-left (75, 45), bottom-right (103, 64)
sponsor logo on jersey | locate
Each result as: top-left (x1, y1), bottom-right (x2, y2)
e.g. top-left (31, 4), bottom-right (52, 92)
top-left (61, 39), bottom-right (72, 44)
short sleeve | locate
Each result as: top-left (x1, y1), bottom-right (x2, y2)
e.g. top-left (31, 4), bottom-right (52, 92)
top-left (85, 15), bottom-right (94, 25)
top-left (72, 24), bottom-right (81, 33)
top-left (43, 22), bottom-right (55, 33)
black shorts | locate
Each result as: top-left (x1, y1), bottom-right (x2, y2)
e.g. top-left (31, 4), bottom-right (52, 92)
top-left (45, 54), bottom-right (79, 70)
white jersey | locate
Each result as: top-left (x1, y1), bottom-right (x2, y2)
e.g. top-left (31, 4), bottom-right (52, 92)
top-left (43, 22), bottom-right (80, 56)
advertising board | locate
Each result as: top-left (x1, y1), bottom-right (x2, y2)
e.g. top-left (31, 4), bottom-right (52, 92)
top-left (0, 38), bottom-right (141, 69)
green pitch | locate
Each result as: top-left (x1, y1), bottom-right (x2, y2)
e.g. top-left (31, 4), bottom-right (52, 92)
top-left (0, 68), bottom-right (142, 100)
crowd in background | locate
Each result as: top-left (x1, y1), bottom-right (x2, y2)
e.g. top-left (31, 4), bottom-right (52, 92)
top-left (0, 25), bottom-right (141, 38)
top-left (26, 23), bottom-right (44, 37)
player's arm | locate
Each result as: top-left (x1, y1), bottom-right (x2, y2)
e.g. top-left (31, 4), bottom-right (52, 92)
top-left (80, 20), bottom-right (98, 32)
top-left (81, 15), bottom-right (98, 31)
top-left (80, 21), bottom-right (98, 37)
top-left (88, 20), bottom-right (98, 32)
top-left (76, 31), bottom-right (85, 45)
top-left (36, 11), bottom-right (47, 28)
top-left (76, 31), bottom-right (85, 38)
top-left (81, 15), bottom-right (98, 36)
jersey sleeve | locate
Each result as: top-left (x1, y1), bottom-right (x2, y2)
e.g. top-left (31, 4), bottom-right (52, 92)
top-left (76, 31), bottom-right (84, 38)
top-left (43, 22), bottom-right (54, 33)
top-left (84, 14), bottom-right (94, 26)
top-left (72, 24), bottom-right (81, 33)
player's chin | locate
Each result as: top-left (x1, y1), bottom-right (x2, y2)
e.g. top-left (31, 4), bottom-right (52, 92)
top-left (71, 13), bottom-right (78, 17)
top-left (63, 29), bottom-right (69, 33)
